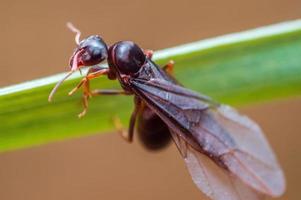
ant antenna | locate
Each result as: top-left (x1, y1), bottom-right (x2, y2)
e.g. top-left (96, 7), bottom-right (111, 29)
top-left (48, 23), bottom-right (83, 102)
top-left (48, 48), bottom-right (84, 102)
top-left (67, 22), bottom-right (81, 45)
top-left (48, 70), bottom-right (74, 102)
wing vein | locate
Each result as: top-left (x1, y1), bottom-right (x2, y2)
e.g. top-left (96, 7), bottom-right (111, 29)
top-left (220, 151), bottom-right (271, 193)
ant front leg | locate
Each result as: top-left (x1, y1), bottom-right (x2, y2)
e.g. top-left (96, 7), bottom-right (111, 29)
top-left (68, 66), bottom-right (109, 118)
top-left (69, 66), bottom-right (131, 118)
top-left (68, 66), bottom-right (109, 96)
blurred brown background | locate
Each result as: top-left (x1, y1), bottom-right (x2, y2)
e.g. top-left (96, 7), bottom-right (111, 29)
top-left (0, 0), bottom-right (301, 199)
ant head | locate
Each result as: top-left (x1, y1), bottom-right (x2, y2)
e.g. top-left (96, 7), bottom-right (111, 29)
top-left (108, 41), bottom-right (146, 76)
top-left (70, 35), bottom-right (108, 71)
top-left (66, 23), bottom-right (108, 71)
top-left (48, 23), bottom-right (108, 102)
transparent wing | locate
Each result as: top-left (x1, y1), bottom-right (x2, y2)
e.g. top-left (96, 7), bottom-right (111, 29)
top-left (131, 78), bottom-right (286, 197)
top-left (210, 105), bottom-right (286, 197)
top-left (171, 132), bottom-right (265, 200)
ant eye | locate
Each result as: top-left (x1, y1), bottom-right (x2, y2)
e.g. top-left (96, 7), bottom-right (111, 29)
top-left (112, 41), bottom-right (145, 75)
top-left (79, 35), bottom-right (108, 66)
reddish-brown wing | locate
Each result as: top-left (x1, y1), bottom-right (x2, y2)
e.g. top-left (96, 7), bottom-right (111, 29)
top-left (131, 77), bottom-right (285, 198)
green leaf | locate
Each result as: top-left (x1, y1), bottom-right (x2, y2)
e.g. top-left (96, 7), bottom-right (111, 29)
top-left (1, 20), bottom-right (301, 152)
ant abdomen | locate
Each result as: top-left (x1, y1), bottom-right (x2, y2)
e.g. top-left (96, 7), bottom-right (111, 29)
top-left (137, 106), bottom-right (171, 151)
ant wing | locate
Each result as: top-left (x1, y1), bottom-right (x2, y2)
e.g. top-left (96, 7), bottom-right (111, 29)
top-left (131, 78), bottom-right (285, 197)
top-left (171, 131), bottom-right (265, 200)
top-left (207, 104), bottom-right (286, 196)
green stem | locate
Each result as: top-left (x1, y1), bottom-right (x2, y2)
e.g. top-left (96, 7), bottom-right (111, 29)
top-left (0, 19), bottom-right (301, 152)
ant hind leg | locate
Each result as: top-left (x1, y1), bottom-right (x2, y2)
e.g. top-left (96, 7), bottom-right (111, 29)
top-left (113, 98), bottom-right (142, 143)
top-left (162, 60), bottom-right (175, 75)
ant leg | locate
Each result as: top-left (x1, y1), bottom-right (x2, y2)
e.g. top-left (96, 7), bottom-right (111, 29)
top-left (113, 117), bottom-right (128, 141)
top-left (68, 66), bottom-right (110, 118)
top-left (68, 66), bottom-right (109, 96)
top-left (77, 89), bottom-right (130, 118)
top-left (162, 60), bottom-right (175, 75)
top-left (113, 99), bottom-right (142, 143)
top-left (78, 93), bottom-right (89, 118)
top-left (77, 88), bottom-right (130, 118)
top-left (91, 89), bottom-right (131, 96)
top-left (144, 49), bottom-right (153, 59)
